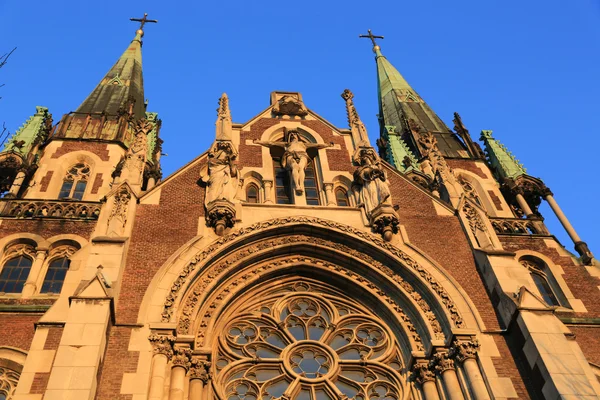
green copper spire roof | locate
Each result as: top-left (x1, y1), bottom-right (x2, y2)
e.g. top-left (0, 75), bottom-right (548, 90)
top-left (1, 106), bottom-right (50, 159)
top-left (380, 125), bottom-right (419, 173)
top-left (75, 30), bottom-right (146, 119)
top-left (480, 130), bottom-right (526, 180)
top-left (374, 45), bottom-right (449, 135)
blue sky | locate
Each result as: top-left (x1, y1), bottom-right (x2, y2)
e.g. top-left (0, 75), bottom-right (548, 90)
top-left (1, 0), bottom-right (599, 257)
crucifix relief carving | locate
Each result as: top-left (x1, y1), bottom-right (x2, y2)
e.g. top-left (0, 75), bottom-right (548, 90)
top-left (254, 128), bottom-right (332, 195)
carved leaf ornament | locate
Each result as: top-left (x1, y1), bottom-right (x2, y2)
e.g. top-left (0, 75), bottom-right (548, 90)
top-left (214, 281), bottom-right (405, 400)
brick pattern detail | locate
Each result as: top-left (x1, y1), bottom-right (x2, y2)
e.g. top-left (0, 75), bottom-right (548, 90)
top-left (30, 373), bottom-right (50, 394)
top-left (43, 326), bottom-right (64, 350)
top-left (300, 120), bottom-right (353, 173)
top-left (116, 161), bottom-right (206, 323)
top-left (0, 219), bottom-right (95, 241)
top-left (0, 314), bottom-right (40, 350)
top-left (447, 159), bottom-right (489, 179)
top-left (39, 170), bottom-right (54, 193)
top-left (568, 326), bottom-right (600, 366)
top-left (50, 141), bottom-right (110, 161)
top-left (488, 190), bottom-right (504, 210)
top-left (238, 119), bottom-right (280, 168)
top-left (91, 173), bottom-right (104, 194)
top-left (96, 326), bottom-right (138, 400)
top-left (500, 236), bottom-right (600, 318)
top-left (492, 333), bottom-right (534, 398)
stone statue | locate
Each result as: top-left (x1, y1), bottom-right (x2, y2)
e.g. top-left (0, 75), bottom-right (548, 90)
top-left (254, 129), bottom-right (332, 194)
top-left (202, 141), bottom-right (238, 206)
top-left (352, 147), bottom-right (391, 216)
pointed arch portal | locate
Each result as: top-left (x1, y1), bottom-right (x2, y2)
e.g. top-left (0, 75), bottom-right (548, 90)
top-left (145, 217), bottom-right (489, 400)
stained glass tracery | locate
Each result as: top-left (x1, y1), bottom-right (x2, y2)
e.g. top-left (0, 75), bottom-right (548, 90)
top-left (214, 281), bottom-right (405, 400)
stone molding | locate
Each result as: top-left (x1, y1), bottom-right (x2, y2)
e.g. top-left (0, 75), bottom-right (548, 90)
top-left (160, 216), bottom-right (464, 332)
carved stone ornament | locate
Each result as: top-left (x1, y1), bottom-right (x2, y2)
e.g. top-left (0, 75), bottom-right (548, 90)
top-left (161, 217), bottom-right (465, 336)
top-left (107, 185), bottom-right (132, 236)
top-left (412, 361), bottom-right (435, 385)
top-left (462, 203), bottom-right (486, 234)
top-left (272, 95), bottom-right (308, 117)
top-left (431, 351), bottom-right (455, 373)
top-left (342, 89), bottom-right (370, 147)
top-left (449, 338), bottom-right (480, 364)
top-left (190, 358), bottom-right (211, 382)
top-left (206, 199), bottom-right (236, 236)
top-left (148, 334), bottom-right (175, 358)
top-left (172, 347), bottom-right (193, 370)
top-left (202, 141), bottom-right (239, 207)
top-left (370, 203), bottom-right (400, 242)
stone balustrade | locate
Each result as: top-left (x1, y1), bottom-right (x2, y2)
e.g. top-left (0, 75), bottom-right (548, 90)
top-left (489, 216), bottom-right (548, 236)
top-left (0, 198), bottom-right (101, 220)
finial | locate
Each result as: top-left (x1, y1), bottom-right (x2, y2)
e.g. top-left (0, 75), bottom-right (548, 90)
top-left (130, 13), bottom-right (158, 38)
top-left (359, 29), bottom-right (384, 53)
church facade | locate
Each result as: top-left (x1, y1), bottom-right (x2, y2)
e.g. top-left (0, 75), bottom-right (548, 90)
top-left (0, 20), bottom-right (599, 400)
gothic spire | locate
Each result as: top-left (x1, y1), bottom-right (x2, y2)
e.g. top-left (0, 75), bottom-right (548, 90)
top-left (74, 14), bottom-right (157, 120)
top-left (480, 130), bottom-right (527, 180)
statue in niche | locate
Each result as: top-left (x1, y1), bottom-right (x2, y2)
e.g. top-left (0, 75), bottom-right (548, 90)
top-left (254, 129), bottom-right (332, 194)
top-left (352, 147), bottom-right (391, 216)
top-left (202, 141), bottom-right (239, 206)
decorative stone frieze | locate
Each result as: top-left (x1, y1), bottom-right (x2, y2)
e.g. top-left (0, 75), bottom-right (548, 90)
top-left (1, 199), bottom-right (101, 220)
top-left (370, 203), bottom-right (400, 242)
top-left (161, 216), bottom-right (464, 332)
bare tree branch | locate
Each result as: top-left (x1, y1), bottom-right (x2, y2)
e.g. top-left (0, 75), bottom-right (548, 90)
top-left (0, 47), bottom-right (17, 100)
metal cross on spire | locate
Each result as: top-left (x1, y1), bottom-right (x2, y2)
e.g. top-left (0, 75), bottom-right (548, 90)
top-left (359, 29), bottom-right (384, 47)
top-left (130, 13), bottom-right (158, 34)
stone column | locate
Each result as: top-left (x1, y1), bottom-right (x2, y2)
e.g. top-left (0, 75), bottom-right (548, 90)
top-left (189, 358), bottom-right (211, 400)
top-left (412, 361), bottom-right (440, 400)
top-left (451, 339), bottom-right (490, 400)
top-left (22, 248), bottom-right (47, 297)
top-left (543, 191), bottom-right (593, 263)
top-left (148, 335), bottom-right (174, 400)
top-left (169, 347), bottom-right (192, 400)
top-left (9, 170), bottom-right (26, 197)
top-left (263, 180), bottom-right (273, 204)
top-left (514, 192), bottom-right (534, 217)
top-left (323, 183), bottom-right (336, 206)
top-left (432, 351), bottom-right (464, 400)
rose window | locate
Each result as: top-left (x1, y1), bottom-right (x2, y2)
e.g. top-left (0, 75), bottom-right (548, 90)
top-left (215, 281), bottom-right (405, 400)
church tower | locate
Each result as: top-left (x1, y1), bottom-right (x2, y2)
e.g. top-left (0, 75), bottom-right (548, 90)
top-left (1, 19), bottom-right (599, 400)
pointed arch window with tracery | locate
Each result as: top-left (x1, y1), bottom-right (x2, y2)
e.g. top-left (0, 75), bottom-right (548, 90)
top-left (214, 280), bottom-right (405, 400)
top-left (59, 163), bottom-right (91, 200)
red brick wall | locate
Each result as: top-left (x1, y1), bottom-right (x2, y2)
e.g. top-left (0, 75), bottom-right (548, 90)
top-left (96, 326), bottom-right (138, 400)
top-left (116, 161), bottom-right (206, 323)
top-left (50, 141), bottom-right (111, 161)
top-left (500, 236), bottom-right (600, 318)
top-left (30, 326), bottom-right (64, 395)
top-left (237, 119), bottom-right (280, 168)
top-left (487, 190), bottom-right (504, 211)
top-left (91, 173), bottom-right (104, 194)
top-left (0, 219), bottom-right (95, 242)
top-left (39, 171), bottom-right (54, 193)
top-left (446, 159), bottom-right (489, 179)
top-left (0, 313), bottom-right (40, 350)
top-left (569, 326), bottom-right (600, 366)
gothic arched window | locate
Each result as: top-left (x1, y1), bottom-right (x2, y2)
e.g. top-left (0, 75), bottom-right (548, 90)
top-left (0, 365), bottom-right (20, 399)
top-left (520, 258), bottom-right (561, 307)
top-left (335, 188), bottom-right (349, 207)
top-left (304, 159), bottom-right (320, 206)
top-left (274, 158), bottom-right (292, 205)
top-left (246, 184), bottom-right (259, 204)
top-left (41, 257), bottom-right (70, 294)
top-left (0, 255), bottom-right (32, 293)
top-left (213, 280), bottom-right (405, 400)
top-left (59, 163), bottom-right (91, 200)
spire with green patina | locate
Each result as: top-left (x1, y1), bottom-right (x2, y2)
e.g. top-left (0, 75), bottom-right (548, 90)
top-left (1, 106), bottom-right (51, 161)
top-left (361, 31), bottom-right (469, 164)
top-left (480, 130), bottom-right (526, 180)
top-left (75, 13), bottom-right (157, 120)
